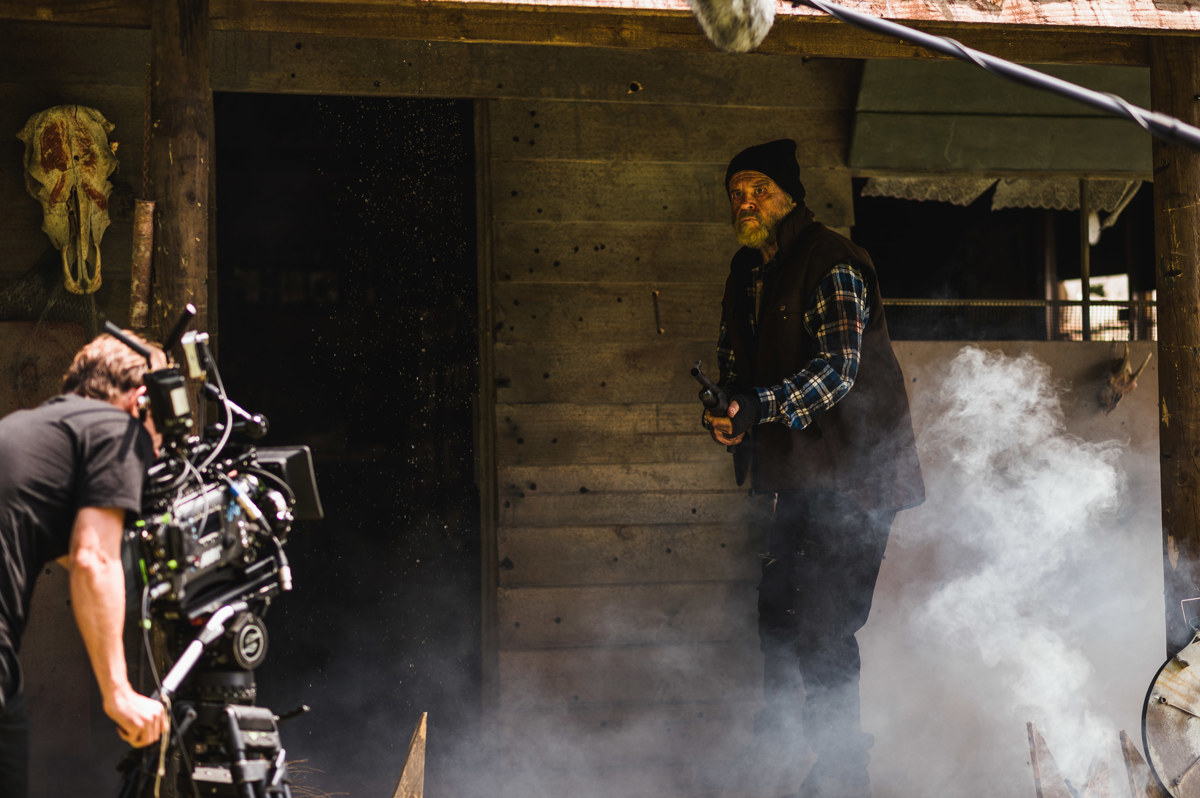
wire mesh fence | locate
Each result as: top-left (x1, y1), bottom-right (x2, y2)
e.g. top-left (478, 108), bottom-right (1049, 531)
top-left (883, 299), bottom-right (1157, 342)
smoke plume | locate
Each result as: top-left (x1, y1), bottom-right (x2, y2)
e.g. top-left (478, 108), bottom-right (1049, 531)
top-left (861, 345), bottom-right (1163, 797)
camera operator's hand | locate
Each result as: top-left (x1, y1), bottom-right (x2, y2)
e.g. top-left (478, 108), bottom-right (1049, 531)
top-left (63, 507), bottom-right (168, 749)
top-left (106, 684), bottom-right (168, 748)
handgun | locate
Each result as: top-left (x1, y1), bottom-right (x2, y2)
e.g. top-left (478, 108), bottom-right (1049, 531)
top-left (691, 361), bottom-right (729, 414)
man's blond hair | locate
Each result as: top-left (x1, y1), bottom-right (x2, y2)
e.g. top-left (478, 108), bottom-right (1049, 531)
top-left (61, 332), bottom-right (166, 401)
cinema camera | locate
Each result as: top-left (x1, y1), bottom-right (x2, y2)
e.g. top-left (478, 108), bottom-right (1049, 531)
top-left (109, 306), bottom-right (322, 798)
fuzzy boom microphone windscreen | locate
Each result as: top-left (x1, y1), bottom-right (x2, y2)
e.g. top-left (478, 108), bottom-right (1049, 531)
top-left (687, 0), bottom-right (776, 52)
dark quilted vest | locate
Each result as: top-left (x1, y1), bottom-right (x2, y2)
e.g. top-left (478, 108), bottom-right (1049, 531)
top-left (720, 205), bottom-right (925, 512)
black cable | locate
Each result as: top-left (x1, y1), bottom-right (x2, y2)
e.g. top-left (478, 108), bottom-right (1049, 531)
top-left (790, 0), bottom-right (1200, 151)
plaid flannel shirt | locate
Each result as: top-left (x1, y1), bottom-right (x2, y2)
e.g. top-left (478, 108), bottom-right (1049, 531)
top-left (717, 261), bottom-right (869, 431)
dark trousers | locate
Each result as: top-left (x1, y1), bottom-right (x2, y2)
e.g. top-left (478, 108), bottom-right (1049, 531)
top-left (757, 490), bottom-right (894, 763)
top-left (0, 690), bottom-right (29, 798)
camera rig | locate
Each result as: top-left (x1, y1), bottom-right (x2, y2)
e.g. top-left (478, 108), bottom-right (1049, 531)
top-left (108, 307), bottom-right (322, 798)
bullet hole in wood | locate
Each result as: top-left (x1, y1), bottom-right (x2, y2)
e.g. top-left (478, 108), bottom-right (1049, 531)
top-left (554, 617), bottom-right (562, 624)
top-left (629, 81), bottom-right (643, 93)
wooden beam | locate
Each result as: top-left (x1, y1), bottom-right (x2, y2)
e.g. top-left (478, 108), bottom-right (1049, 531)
top-left (0, 1), bottom-right (1163, 66)
top-left (148, 0), bottom-right (212, 339)
top-left (1151, 36), bottom-right (1200, 657)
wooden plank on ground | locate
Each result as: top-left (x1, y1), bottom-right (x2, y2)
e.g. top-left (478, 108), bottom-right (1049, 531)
top-left (498, 522), bottom-right (761, 588)
top-left (490, 160), bottom-right (853, 227)
top-left (493, 221), bottom-right (733, 284)
top-left (495, 340), bottom-right (719, 405)
top-left (497, 642), bottom-right (761, 708)
top-left (493, 282), bottom-right (722, 345)
top-left (495, 401), bottom-right (715, 466)
top-left (850, 113), bottom-right (1153, 175)
top-left (489, 100), bottom-right (852, 164)
top-left (499, 582), bottom-right (758, 649)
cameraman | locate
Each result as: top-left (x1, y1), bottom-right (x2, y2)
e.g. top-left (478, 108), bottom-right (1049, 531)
top-left (0, 331), bottom-right (169, 797)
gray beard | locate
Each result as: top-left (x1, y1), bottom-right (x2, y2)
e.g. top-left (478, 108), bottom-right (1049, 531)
top-left (735, 214), bottom-right (774, 249)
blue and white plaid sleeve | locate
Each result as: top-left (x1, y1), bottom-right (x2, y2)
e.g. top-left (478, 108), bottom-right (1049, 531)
top-left (754, 262), bottom-right (870, 430)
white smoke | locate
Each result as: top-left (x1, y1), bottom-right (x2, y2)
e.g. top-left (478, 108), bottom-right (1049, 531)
top-left (861, 345), bottom-right (1164, 797)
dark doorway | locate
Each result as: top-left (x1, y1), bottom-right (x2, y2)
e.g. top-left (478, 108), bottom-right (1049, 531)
top-left (214, 93), bottom-right (481, 796)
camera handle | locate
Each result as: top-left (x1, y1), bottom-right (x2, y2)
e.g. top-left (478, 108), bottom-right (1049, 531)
top-left (155, 600), bottom-right (249, 702)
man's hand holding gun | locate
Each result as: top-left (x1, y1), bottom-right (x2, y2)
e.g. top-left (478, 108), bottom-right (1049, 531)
top-left (693, 361), bottom-right (760, 446)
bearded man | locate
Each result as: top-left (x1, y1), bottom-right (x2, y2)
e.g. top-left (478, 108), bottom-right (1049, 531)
top-left (703, 139), bottom-right (924, 798)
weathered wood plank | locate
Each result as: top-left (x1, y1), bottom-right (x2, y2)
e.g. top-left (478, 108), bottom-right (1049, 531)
top-left (491, 160), bottom-right (854, 227)
top-left (213, 30), bottom-right (865, 106)
top-left (499, 461), bottom-right (738, 494)
top-left (496, 401), bottom-right (714, 466)
top-left (495, 340), bottom-right (720, 405)
top-left (489, 100), bottom-right (853, 164)
top-left (0, 5), bottom-right (1162, 65)
top-left (499, 582), bottom-right (757, 649)
top-left (494, 281), bottom-right (720, 345)
top-left (500, 489), bottom-right (750, 527)
top-left (483, 760), bottom-right (746, 798)
top-left (493, 221), bottom-right (734, 284)
top-left (850, 113), bottom-right (1153, 174)
top-left (1151, 37), bottom-right (1200, 656)
top-left (498, 522), bottom-right (761, 587)
top-left (492, 700), bottom-right (758, 779)
top-left (498, 642), bottom-right (760, 707)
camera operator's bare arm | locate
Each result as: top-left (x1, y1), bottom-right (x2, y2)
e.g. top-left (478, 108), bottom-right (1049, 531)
top-left (60, 507), bottom-right (167, 748)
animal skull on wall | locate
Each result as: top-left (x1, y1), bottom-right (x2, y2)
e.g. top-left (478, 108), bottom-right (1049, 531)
top-left (17, 105), bottom-right (118, 295)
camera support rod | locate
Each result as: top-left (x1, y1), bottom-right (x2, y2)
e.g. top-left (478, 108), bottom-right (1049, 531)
top-left (157, 600), bottom-right (249, 701)
top-left (790, 0), bottom-right (1200, 152)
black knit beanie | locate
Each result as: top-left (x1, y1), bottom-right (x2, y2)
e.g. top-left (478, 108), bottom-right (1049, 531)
top-left (725, 139), bottom-right (806, 202)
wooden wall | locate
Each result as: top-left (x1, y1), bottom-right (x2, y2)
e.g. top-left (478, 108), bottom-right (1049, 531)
top-left (482, 58), bottom-right (861, 795)
top-left (0, 21), bottom-right (863, 795)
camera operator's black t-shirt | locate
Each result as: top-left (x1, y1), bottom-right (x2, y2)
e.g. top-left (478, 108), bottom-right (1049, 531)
top-left (0, 395), bottom-right (153, 710)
